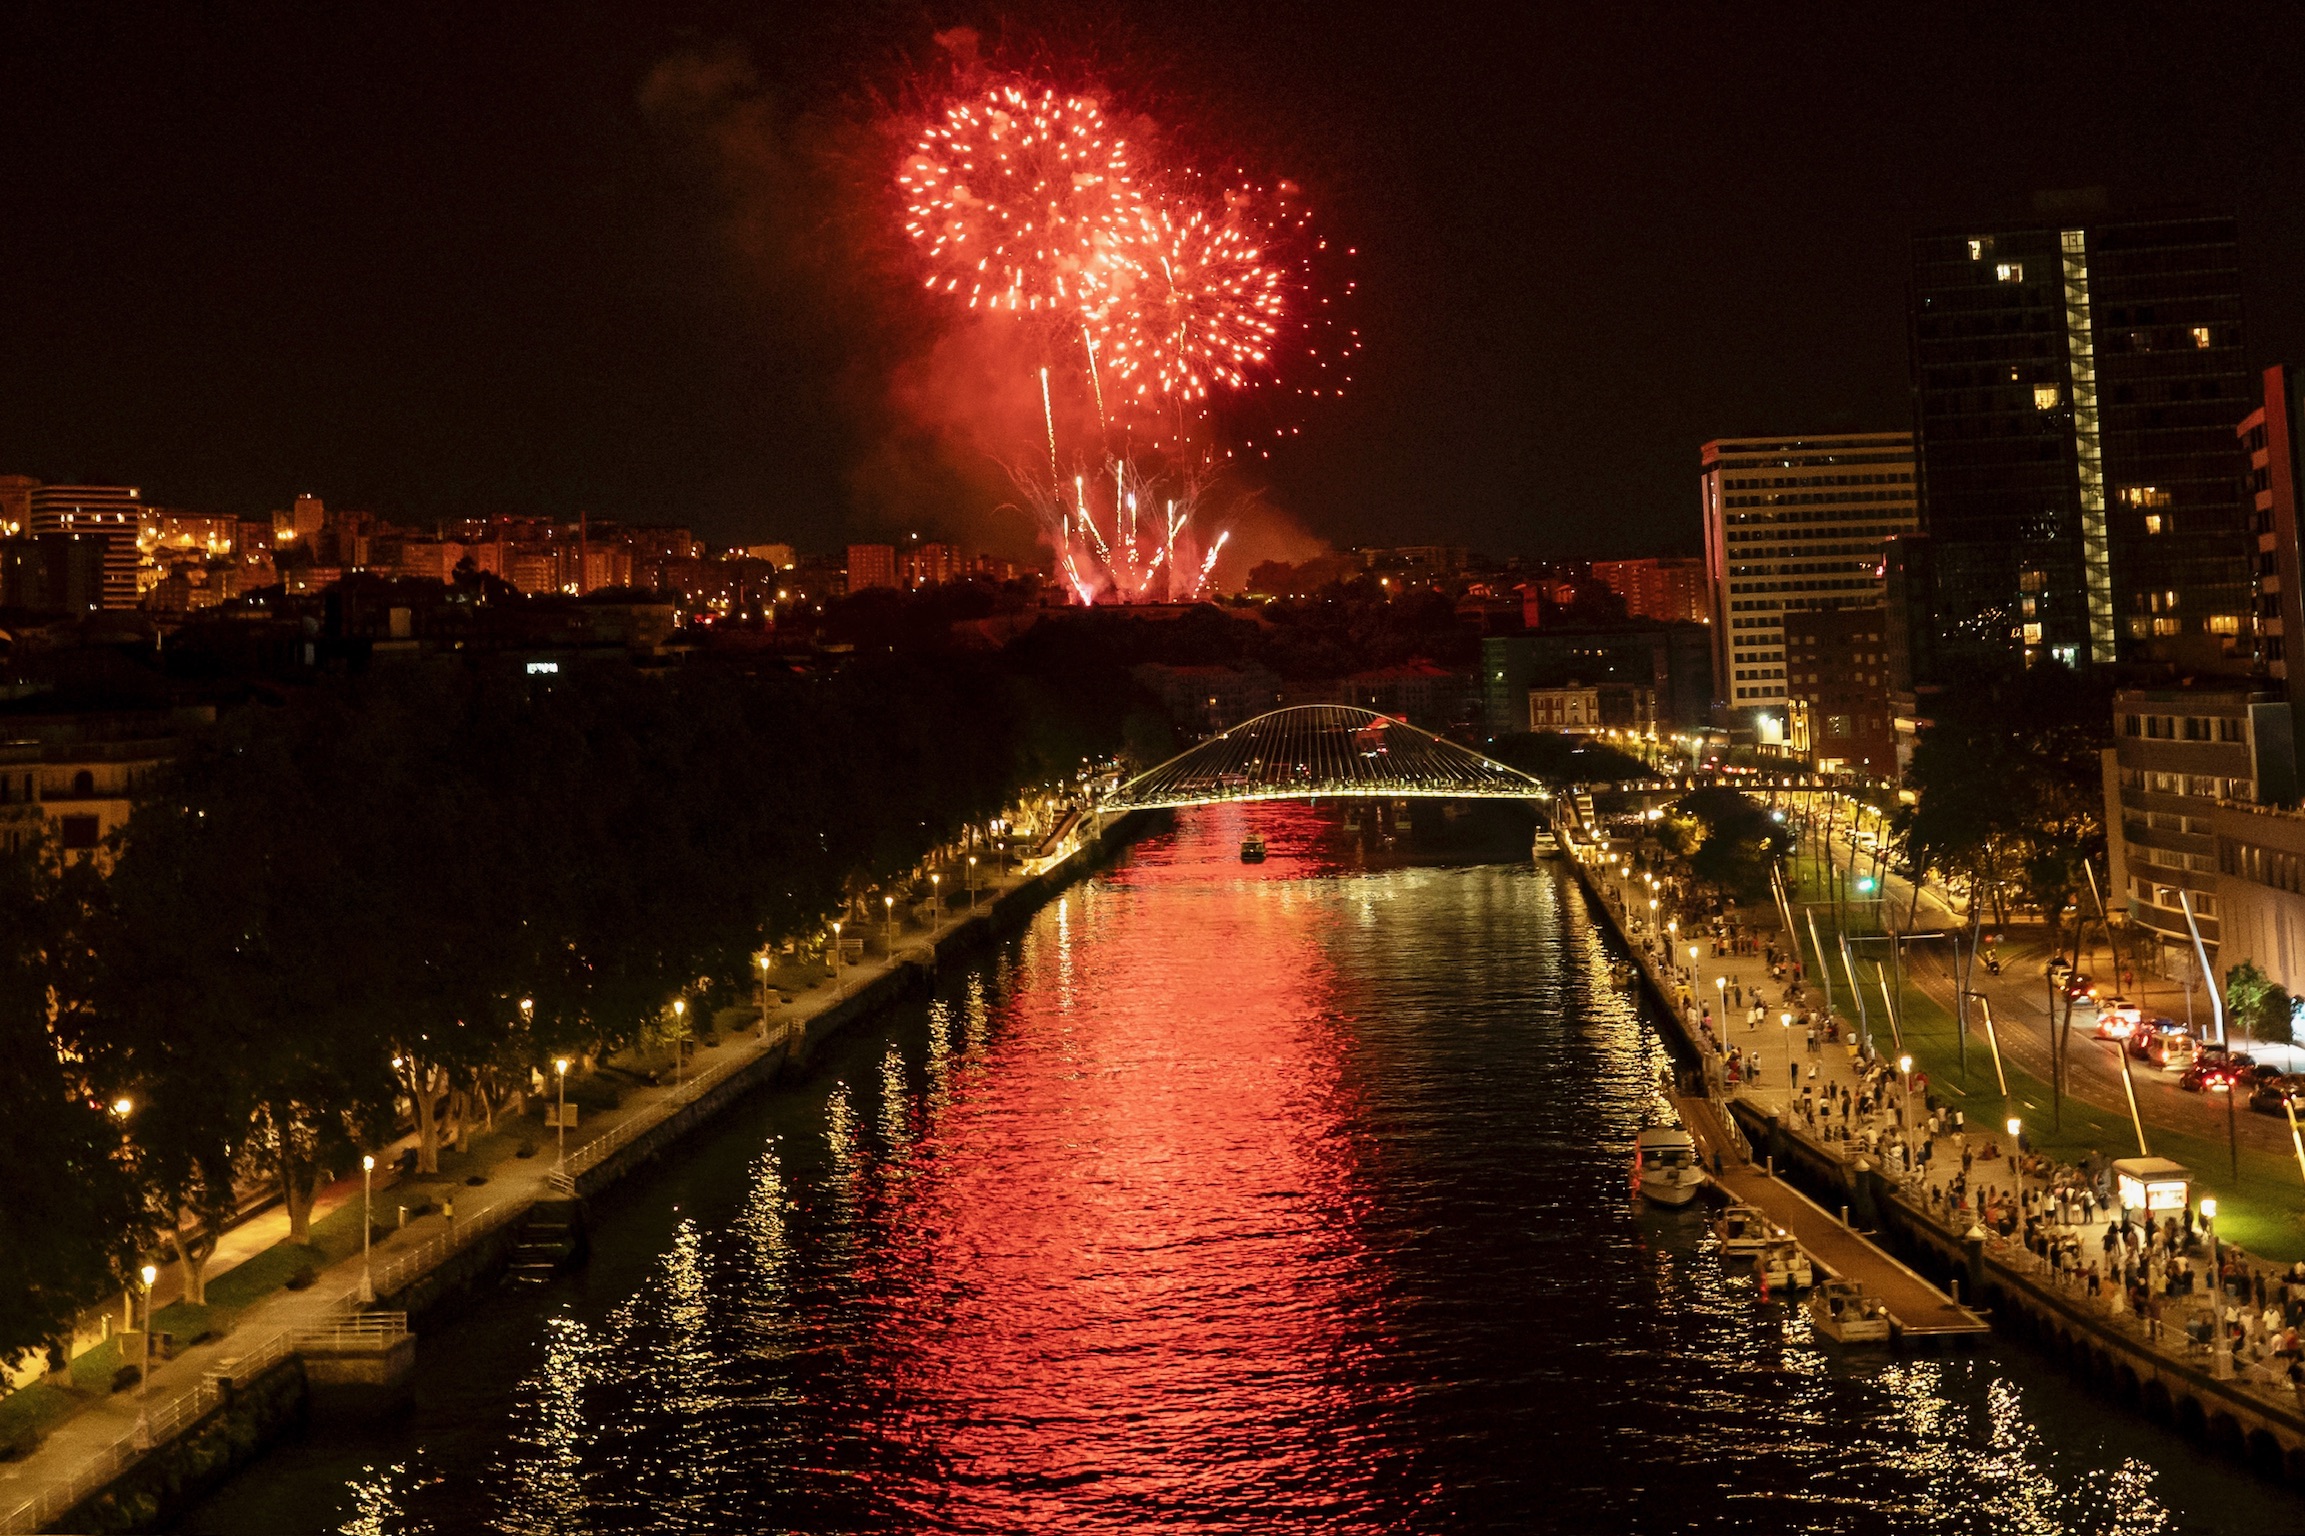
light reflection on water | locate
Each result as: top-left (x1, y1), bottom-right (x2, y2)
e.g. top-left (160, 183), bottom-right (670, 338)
top-left (177, 804), bottom-right (2305, 1535)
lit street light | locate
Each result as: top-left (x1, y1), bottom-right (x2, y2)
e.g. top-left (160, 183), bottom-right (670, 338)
top-left (930, 872), bottom-right (942, 925)
top-left (554, 1058), bottom-right (570, 1168)
top-left (830, 921), bottom-right (844, 995)
top-left (967, 854), bottom-right (979, 910)
top-left (884, 894), bottom-right (897, 953)
top-left (2203, 1197), bottom-right (2233, 1379)
top-left (1898, 1053), bottom-right (1915, 1169)
top-left (2006, 1116), bottom-right (2025, 1236)
top-left (671, 998), bottom-right (687, 1085)
top-left (135, 1262), bottom-right (156, 1445)
top-left (359, 1154), bottom-right (376, 1303)
top-left (757, 952), bottom-right (773, 1038)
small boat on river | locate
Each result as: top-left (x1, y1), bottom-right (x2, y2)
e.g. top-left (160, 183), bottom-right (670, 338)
top-left (1752, 1234), bottom-right (1814, 1291)
top-left (1807, 1278), bottom-right (1893, 1344)
top-left (1714, 1203), bottom-right (1774, 1259)
top-left (1240, 833), bottom-right (1267, 863)
top-left (1634, 1127), bottom-right (1705, 1208)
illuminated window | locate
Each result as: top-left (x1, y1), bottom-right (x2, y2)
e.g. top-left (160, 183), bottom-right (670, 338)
top-left (2192, 326), bottom-right (2212, 349)
top-left (1996, 262), bottom-right (2024, 283)
top-left (2022, 621), bottom-right (2044, 644)
top-left (2152, 617), bottom-right (2181, 636)
top-left (2126, 617), bottom-right (2151, 638)
top-left (2209, 614), bottom-right (2241, 634)
top-left (2119, 485), bottom-right (2172, 508)
top-left (2144, 514), bottom-right (2163, 535)
top-left (2033, 384), bottom-right (2061, 409)
top-left (1968, 239), bottom-right (1985, 260)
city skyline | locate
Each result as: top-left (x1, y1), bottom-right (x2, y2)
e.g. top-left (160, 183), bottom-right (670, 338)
top-left (8, 4), bottom-right (2305, 563)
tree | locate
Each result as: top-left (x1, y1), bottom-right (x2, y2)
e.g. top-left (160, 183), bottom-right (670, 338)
top-left (2226, 960), bottom-right (2295, 1047)
top-left (1672, 787), bottom-right (1794, 900)
top-left (0, 842), bottom-right (144, 1367)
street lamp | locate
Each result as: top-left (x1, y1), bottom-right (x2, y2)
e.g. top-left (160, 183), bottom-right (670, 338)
top-left (885, 893), bottom-right (897, 952)
top-left (1897, 1054), bottom-right (1915, 1168)
top-left (2006, 1116), bottom-right (2025, 1233)
top-left (757, 952), bottom-right (772, 1037)
top-left (1714, 975), bottom-right (1727, 1022)
top-left (135, 1262), bottom-right (156, 1444)
top-left (968, 854), bottom-right (979, 910)
top-left (930, 872), bottom-right (941, 924)
top-left (830, 920), bottom-right (844, 994)
top-left (1687, 944), bottom-right (1700, 985)
top-left (672, 998), bottom-right (687, 1085)
top-left (2203, 1197), bottom-right (2233, 1379)
top-left (554, 1058), bottom-right (570, 1167)
top-left (359, 1154), bottom-right (376, 1302)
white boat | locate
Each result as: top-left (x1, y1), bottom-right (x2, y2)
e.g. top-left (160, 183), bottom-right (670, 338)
top-left (1714, 1203), bottom-right (1774, 1259)
top-left (1531, 827), bottom-right (1561, 858)
top-left (1634, 1127), bottom-right (1706, 1208)
top-left (1807, 1278), bottom-right (1893, 1343)
top-left (1752, 1235), bottom-right (1814, 1291)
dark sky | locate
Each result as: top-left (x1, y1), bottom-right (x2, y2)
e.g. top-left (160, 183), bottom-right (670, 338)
top-left (4, 1), bottom-right (2302, 560)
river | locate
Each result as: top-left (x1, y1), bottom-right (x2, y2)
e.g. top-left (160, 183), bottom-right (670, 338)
top-left (175, 803), bottom-right (2305, 1533)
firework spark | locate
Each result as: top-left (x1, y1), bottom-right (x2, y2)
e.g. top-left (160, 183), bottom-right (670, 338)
top-left (898, 85), bottom-right (1141, 319)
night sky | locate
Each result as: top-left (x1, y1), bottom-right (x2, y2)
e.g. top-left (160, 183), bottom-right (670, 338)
top-left (4, 2), bottom-right (2302, 562)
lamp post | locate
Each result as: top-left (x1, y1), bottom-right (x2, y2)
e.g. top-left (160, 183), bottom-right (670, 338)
top-left (930, 873), bottom-right (942, 926)
top-left (1714, 975), bottom-right (1726, 1025)
top-left (1687, 944), bottom-right (1700, 988)
top-left (2203, 1197), bottom-right (2233, 1379)
top-left (830, 921), bottom-right (844, 995)
top-left (135, 1262), bottom-right (156, 1444)
top-left (968, 855), bottom-right (979, 911)
top-left (554, 1058), bottom-right (570, 1168)
top-left (758, 952), bottom-right (772, 1038)
top-left (1897, 1053), bottom-right (1915, 1169)
top-left (359, 1155), bottom-right (376, 1303)
top-left (1648, 897), bottom-right (1659, 935)
top-left (672, 998), bottom-right (687, 1085)
top-left (884, 894), bottom-right (897, 954)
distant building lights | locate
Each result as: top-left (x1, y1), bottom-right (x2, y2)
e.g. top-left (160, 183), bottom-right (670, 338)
top-left (526, 661), bottom-right (560, 675)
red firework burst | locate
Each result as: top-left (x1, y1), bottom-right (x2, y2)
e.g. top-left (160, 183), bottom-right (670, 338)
top-left (897, 83), bottom-right (1142, 318)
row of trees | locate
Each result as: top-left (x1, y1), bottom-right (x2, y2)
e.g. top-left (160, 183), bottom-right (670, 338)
top-left (2, 647), bottom-right (1148, 1366)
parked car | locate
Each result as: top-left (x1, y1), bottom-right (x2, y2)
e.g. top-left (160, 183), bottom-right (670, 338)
top-left (2094, 998), bottom-right (2144, 1040)
top-left (2250, 1075), bottom-right (2305, 1116)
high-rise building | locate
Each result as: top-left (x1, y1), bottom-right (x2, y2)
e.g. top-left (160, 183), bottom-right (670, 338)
top-left (2240, 365), bottom-right (2305, 748)
top-left (1592, 557), bottom-right (1709, 624)
top-left (29, 485), bottom-right (145, 609)
top-left (847, 544), bottom-right (899, 591)
top-left (1783, 606), bottom-right (1897, 777)
top-left (0, 534), bottom-right (105, 614)
top-left (1699, 434), bottom-right (1919, 719)
top-left (899, 541), bottom-right (960, 588)
top-left (1910, 212), bottom-right (2251, 672)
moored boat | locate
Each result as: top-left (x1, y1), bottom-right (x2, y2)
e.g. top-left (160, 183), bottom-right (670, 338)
top-left (1240, 833), bottom-right (1267, 863)
top-left (1752, 1234), bottom-right (1814, 1291)
top-left (1807, 1278), bottom-right (1893, 1343)
top-left (1634, 1127), bottom-right (1706, 1208)
top-left (1713, 1203), bottom-right (1774, 1259)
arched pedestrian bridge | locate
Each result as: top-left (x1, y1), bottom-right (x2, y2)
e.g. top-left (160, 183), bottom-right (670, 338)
top-left (1100, 705), bottom-right (1546, 811)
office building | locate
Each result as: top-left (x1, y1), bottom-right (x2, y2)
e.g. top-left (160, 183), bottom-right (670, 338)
top-left (2105, 686), bottom-right (2295, 964)
top-left (2241, 365), bottom-right (2305, 748)
top-left (29, 485), bottom-right (145, 610)
top-left (1910, 212), bottom-right (2251, 671)
top-left (1700, 433), bottom-right (1919, 719)
top-left (1592, 557), bottom-right (1709, 624)
top-left (1482, 625), bottom-right (1712, 737)
top-left (1, 534), bottom-right (106, 614)
top-left (1783, 606), bottom-right (1896, 777)
top-left (847, 544), bottom-right (899, 591)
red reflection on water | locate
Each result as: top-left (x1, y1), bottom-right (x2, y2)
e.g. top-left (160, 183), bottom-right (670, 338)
top-left (860, 803), bottom-right (1393, 1532)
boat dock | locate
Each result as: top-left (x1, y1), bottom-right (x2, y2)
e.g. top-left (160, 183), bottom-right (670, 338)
top-left (1677, 1094), bottom-right (1987, 1343)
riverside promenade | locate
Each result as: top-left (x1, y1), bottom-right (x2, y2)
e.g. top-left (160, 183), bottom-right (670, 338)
top-left (1564, 819), bottom-right (2305, 1480)
top-left (0, 811), bottom-right (1137, 1535)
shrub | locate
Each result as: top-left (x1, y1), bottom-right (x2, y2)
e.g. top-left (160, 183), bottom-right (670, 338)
top-left (515, 1139), bottom-right (537, 1159)
top-left (284, 1266), bottom-right (317, 1291)
top-left (110, 1364), bottom-right (142, 1393)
